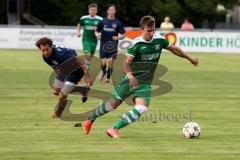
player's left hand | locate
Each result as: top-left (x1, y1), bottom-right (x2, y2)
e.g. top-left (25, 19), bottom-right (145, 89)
top-left (190, 57), bottom-right (198, 66)
top-left (112, 36), bottom-right (119, 41)
top-left (127, 73), bottom-right (138, 89)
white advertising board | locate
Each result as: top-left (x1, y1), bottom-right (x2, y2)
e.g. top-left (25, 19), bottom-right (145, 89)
top-left (0, 27), bottom-right (240, 53)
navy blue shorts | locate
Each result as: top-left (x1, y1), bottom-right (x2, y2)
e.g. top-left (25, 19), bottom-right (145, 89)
top-left (99, 41), bottom-right (118, 59)
top-left (56, 68), bottom-right (84, 84)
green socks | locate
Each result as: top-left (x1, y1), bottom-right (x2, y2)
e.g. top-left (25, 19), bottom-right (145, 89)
top-left (88, 102), bottom-right (114, 122)
top-left (112, 108), bottom-right (142, 130)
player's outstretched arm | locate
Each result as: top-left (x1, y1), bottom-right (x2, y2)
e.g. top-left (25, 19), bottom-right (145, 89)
top-left (76, 56), bottom-right (93, 86)
top-left (112, 33), bottom-right (125, 41)
top-left (167, 45), bottom-right (198, 66)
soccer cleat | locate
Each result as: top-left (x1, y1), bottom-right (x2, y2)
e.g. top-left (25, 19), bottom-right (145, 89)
top-left (54, 101), bottom-right (67, 118)
top-left (82, 96), bottom-right (88, 103)
top-left (106, 128), bottom-right (120, 138)
top-left (83, 120), bottom-right (93, 134)
top-left (104, 79), bottom-right (110, 84)
top-left (52, 111), bottom-right (60, 118)
top-left (98, 71), bottom-right (105, 81)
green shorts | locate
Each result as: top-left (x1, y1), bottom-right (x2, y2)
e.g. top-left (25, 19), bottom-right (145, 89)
top-left (82, 41), bottom-right (97, 55)
top-left (112, 76), bottom-right (152, 106)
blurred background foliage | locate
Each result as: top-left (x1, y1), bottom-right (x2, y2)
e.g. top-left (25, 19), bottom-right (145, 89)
top-left (31, 0), bottom-right (239, 28)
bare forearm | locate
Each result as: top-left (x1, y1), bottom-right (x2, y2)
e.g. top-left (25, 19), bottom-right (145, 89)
top-left (123, 60), bottom-right (132, 74)
top-left (76, 57), bottom-right (88, 72)
top-left (84, 69), bottom-right (91, 79)
top-left (168, 46), bottom-right (198, 66)
top-left (170, 46), bottom-right (192, 60)
top-left (76, 56), bottom-right (92, 85)
top-left (77, 24), bottom-right (81, 34)
top-left (124, 60), bottom-right (136, 80)
top-left (123, 56), bottom-right (138, 89)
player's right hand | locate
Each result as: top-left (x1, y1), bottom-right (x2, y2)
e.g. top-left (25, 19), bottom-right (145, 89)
top-left (127, 73), bottom-right (138, 89)
top-left (95, 33), bottom-right (101, 40)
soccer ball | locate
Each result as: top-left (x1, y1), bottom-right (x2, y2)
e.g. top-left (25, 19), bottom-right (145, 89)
top-left (182, 121), bottom-right (201, 139)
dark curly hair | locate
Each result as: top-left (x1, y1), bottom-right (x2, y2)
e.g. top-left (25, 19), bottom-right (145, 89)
top-left (35, 37), bottom-right (53, 49)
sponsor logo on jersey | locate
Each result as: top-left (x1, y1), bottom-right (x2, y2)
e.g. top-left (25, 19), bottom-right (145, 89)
top-left (103, 27), bottom-right (115, 32)
top-left (141, 53), bottom-right (160, 60)
top-left (85, 26), bottom-right (97, 30)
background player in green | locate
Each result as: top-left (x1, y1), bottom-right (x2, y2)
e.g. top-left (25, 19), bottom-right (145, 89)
top-left (76, 3), bottom-right (102, 68)
top-left (83, 15), bottom-right (199, 138)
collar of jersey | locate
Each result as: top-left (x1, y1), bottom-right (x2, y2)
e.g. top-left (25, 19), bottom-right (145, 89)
top-left (139, 35), bottom-right (154, 43)
top-left (87, 15), bottom-right (97, 19)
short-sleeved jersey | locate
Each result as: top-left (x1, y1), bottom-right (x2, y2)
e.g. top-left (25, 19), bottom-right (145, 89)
top-left (80, 15), bottom-right (103, 42)
top-left (43, 45), bottom-right (77, 69)
top-left (97, 18), bottom-right (125, 42)
top-left (126, 34), bottom-right (170, 84)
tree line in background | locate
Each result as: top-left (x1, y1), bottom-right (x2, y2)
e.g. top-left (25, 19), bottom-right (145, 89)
top-left (31, 0), bottom-right (239, 28)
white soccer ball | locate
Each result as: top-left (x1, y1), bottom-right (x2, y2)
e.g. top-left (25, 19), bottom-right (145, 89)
top-left (182, 121), bottom-right (201, 139)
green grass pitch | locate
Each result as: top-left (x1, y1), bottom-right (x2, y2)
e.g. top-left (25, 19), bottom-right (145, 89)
top-left (0, 49), bottom-right (240, 160)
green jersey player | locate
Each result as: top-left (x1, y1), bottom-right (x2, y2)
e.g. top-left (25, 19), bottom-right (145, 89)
top-left (83, 16), bottom-right (198, 138)
top-left (76, 3), bottom-right (102, 68)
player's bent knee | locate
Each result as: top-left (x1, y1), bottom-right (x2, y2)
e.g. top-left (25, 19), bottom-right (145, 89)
top-left (52, 88), bottom-right (61, 96)
top-left (61, 81), bottom-right (76, 95)
top-left (53, 79), bottom-right (64, 89)
top-left (135, 105), bottom-right (148, 114)
top-left (134, 97), bottom-right (148, 106)
top-left (106, 59), bottom-right (113, 66)
top-left (101, 59), bottom-right (107, 65)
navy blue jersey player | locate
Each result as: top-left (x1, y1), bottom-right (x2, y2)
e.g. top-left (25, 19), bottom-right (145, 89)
top-left (35, 37), bottom-right (93, 118)
top-left (95, 4), bottom-right (126, 83)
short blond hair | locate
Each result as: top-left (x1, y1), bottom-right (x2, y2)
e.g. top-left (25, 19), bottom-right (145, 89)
top-left (140, 16), bottom-right (155, 28)
top-left (88, 3), bottom-right (97, 9)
